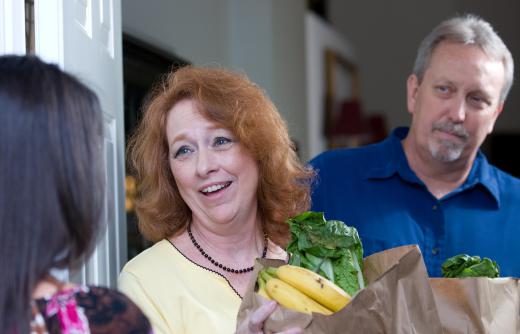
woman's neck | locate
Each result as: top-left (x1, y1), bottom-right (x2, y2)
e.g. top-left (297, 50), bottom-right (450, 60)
top-left (32, 277), bottom-right (59, 299)
top-left (32, 275), bottom-right (74, 299)
top-left (189, 214), bottom-right (264, 261)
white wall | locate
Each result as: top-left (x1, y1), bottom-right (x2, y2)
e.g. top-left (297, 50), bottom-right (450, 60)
top-left (305, 12), bottom-right (356, 158)
top-left (329, 0), bottom-right (520, 133)
top-left (227, 0), bottom-right (309, 159)
top-left (227, 1), bottom-right (274, 89)
top-left (271, 0), bottom-right (308, 159)
top-left (122, 0), bottom-right (230, 67)
top-left (122, 0), bottom-right (310, 159)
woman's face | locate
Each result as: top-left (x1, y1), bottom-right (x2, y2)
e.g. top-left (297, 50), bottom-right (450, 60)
top-left (166, 99), bottom-right (260, 226)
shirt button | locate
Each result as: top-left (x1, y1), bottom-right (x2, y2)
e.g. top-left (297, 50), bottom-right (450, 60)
top-left (432, 205), bottom-right (438, 210)
top-left (432, 248), bottom-right (439, 255)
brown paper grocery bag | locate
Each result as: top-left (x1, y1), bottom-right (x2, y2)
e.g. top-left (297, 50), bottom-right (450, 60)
top-left (430, 277), bottom-right (520, 334)
top-left (237, 245), bottom-right (443, 333)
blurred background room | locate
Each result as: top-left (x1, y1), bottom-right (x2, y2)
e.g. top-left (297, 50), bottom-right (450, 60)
top-left (3, 0), bottom-right (518, 285)
top-left (121, 0), bottom-right (520, 258)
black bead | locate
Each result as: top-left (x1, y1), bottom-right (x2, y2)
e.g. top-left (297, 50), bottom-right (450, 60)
top-left (187, 223), bottom-right (269, 274)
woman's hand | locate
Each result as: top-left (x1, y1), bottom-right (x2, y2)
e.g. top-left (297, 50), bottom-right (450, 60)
top-left (236, 300), bottom-right (302, 334)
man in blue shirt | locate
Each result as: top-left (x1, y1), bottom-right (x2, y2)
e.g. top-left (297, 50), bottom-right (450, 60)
top-left (310, 14), bottom-right (520, 277)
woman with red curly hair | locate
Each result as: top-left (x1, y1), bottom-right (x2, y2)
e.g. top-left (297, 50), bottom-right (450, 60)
top-left (119, 65), bottom-right (313, 334)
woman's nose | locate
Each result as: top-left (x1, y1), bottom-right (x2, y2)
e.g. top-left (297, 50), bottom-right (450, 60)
top-left (196, 149), bottom-right (217, 176)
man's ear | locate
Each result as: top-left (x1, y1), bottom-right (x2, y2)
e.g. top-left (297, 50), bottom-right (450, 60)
top-left (487, 102), bottom-right (504, 134)
top-left (407, 74), bottom-right (419, 115)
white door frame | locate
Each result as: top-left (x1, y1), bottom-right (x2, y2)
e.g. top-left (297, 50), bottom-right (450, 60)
top-left (33, 0), bottom-right (127, 288)
top-left (0, 0), bottom-right (26, 54)
top-left (34, 0), bottom-right (63, 64)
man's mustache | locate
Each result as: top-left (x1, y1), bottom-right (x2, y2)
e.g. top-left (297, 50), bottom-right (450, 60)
top-left (432, 122), bottom-right (469, 140)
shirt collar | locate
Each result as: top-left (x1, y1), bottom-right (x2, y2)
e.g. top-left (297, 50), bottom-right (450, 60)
top-left (364, 127), bottom-right (500, 205)
top-left (364, 127), bottom-right (420, 183)
top-left (462, 151), bottom-right (500, 205)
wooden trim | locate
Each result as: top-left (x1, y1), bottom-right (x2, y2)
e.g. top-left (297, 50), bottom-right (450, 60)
top-left (323, 48), bottom-right (361, 139)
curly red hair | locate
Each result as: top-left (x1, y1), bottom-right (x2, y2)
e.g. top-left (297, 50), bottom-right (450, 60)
top-left (128, 65), bottom-right (313, 246)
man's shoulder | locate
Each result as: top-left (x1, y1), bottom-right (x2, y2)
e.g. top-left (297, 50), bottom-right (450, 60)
top-left (492, 165), bottom-right (520, 189)
top-left (310, 140), bottom-right (388, 168)
top-left (478, 159), bottom-right (520, 205)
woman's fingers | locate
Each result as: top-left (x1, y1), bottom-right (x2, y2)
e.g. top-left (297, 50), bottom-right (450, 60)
top-left (248, 300), bottom-right (277, 332)
top-left (277, 327), bottom-right (303, 334)
top-left (237, 300), bottom-right (303, 334)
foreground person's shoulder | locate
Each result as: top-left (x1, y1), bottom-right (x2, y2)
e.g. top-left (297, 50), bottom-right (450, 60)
top-left (81, 286), bottom-right (153, 333)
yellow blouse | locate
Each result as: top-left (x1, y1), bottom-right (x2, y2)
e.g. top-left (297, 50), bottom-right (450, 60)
top-left (118, 239), bottom-right (285, 334)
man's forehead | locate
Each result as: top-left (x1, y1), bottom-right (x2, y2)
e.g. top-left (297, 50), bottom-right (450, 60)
top-left (426, 43), bottom-right (505, 85)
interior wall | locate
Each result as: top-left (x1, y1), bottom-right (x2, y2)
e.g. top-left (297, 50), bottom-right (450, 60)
top-left (227, 0), bottom-right (309, 159)
top-left (122, 0), bottom-right (310, 160)
top-left (305, 12), bottom-right (356, 158)
top-left (271, 0), bottom-right (308, 159)
top-left (122, 0), bottom-right (230, 67)
top-left (329, 0), bottom-right (520, 134)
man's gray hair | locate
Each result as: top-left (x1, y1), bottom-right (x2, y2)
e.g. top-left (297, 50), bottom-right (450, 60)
top-left (413, 14), bottom-right (514, 102)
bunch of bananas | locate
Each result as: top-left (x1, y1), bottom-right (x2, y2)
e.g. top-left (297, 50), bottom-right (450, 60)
top-left (256, 265), bottom-right (351, 315)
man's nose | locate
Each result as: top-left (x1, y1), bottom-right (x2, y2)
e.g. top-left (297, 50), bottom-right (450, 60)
top-left (447, 97), bottom-right (466, 123)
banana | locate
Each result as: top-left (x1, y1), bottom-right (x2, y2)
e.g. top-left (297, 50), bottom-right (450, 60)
top-left (269, 265), bottom-right (351, 312)
top-left (256, 273), bottom-right (271, 300)
top-left (261, 270), bottom-right (333, 315)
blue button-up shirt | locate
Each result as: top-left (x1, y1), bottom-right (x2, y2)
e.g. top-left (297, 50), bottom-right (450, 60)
top-left (310, 127), bottom-right (520, 277)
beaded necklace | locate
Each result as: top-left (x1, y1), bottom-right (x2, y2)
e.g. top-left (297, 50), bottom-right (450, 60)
top-left (187, 224), bottom-right (267, 274)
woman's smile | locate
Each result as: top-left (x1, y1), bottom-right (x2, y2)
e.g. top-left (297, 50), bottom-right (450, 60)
top-left (166, 98), bottom-right (260, 225)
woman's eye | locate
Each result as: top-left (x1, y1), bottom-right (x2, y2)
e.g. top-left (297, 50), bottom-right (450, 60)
top-left (174, 146), bottom-right (192, 158)
top-left (214, 136), bottom-right (232, 147)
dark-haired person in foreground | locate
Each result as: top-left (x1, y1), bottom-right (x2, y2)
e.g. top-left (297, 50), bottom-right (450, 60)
top-left (0, 55), bottom-right (152, 333)
top-left (310, 14), bottom-right (520, 277)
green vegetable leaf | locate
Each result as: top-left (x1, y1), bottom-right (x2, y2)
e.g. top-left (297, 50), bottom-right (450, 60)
top-left (441, 254), bottom-right (499, 278)
top-left (286, 211), bottom-right (365, 296)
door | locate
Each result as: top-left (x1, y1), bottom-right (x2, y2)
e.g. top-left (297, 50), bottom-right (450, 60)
top-left (0, 0), bottom-right (26, 54)
top-left (34, 0), bottom-right (126, 288)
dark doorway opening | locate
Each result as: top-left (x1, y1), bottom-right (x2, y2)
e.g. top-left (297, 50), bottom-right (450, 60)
top-left (123, 34), bottom-right (189, 259)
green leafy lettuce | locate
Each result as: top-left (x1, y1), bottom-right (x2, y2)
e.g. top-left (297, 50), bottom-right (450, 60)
top-left (285, 211), bottom-right (365, 296)
top-left (441, 254), bottom-right (500, 278)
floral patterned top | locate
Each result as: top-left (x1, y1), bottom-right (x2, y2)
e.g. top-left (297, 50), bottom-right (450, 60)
top-left (31, 285), bottom-right (152, 334)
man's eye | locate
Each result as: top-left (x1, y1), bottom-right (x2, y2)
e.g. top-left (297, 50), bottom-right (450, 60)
top-left (174, 146), bottom-right (192, 158)
top-left (436, 86), bottom-right (450, 93)
top-left (214, 136), bottom-right (232, 147)
top-left (468, 95), bottom-right (490, 108)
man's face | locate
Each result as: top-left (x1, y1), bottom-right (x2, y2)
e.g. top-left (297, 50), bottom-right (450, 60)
top-left (406, 42), bottom-right (505, 163)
